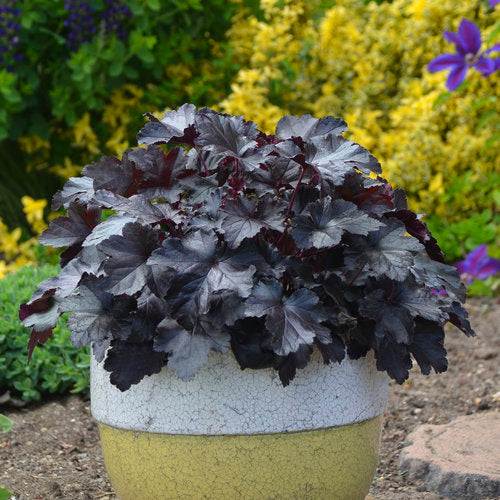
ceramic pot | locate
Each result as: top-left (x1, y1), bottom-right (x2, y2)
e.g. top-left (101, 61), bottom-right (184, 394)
top-left (91, 350), bottom-right (388, 500)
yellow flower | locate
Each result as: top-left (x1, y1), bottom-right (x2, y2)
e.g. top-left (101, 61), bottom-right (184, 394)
top-left (21, 196), bottom-right (47, 235)
top-left (18, 135), bottom-right (50, 154)
top-left (73, 112), bottom-right (100, 155)
top-left (50, 157), bottom-right (82, 180)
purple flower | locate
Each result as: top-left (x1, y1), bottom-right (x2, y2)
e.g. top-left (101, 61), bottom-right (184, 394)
top-left (428, 19), bottom-right (498, 91)
top-left (484, 44), bottom-right (500, 72)
top-left (489, 0), bottom-right (499, 8)
top-left (455, 244), bottom-right (500, 285)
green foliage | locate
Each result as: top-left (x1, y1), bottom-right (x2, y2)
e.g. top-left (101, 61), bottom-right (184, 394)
top-left (467, 275), bottom-right (500, 297)
top-left (0, 0), bottom-right (256, 228)
top-left (427, 210), bottom-right (499, 262)
top-left (425, 170), bottom-right (500, 264)
top-left (0, 487), bottom-right (12, 500)
top-left (0, 264), bottom-right (90, 403)
top-left (0, 414), bottom-right (13, 434)
top-left (0, 0), bottom-right (241, 139)
top-left (0, 414), bottom-right (13, 498)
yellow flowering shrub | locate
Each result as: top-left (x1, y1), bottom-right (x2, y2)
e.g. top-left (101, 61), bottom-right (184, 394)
top-left (218, 0), bottom-right (319, 132)
top-left (218, 0), bottom-right (499, 223)
top-left (0, 196), bottom-right (48, 279)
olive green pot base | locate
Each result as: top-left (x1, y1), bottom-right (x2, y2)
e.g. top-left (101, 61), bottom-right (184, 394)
top-left (99, 415), bottom-right (383, 500)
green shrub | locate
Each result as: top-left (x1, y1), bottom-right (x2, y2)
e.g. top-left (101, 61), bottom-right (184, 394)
top-left (0, 264), bottom-right (89, 403)
top-left (0, 0), bottom-right (260, 229)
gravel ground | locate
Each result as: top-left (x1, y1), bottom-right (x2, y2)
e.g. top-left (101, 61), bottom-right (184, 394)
top-left (1, 297), bottom-right (498, 499)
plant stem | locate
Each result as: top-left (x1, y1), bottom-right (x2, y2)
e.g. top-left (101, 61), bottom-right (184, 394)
top-left (287, 166), bottom-right (307, 215)
top-left (387, 282), bottom-right (397, 302)
top-left (195, 146), bottom-right (209, 176)
top-left (345, 263), bottom-right (366, 290)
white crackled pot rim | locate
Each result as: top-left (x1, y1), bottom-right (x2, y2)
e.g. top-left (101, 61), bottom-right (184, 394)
top-left (90, 349), bottom-right (389, 436)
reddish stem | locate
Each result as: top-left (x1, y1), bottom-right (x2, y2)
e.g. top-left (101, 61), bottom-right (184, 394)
top-left (345, 263), bottom-right (366, 290)
top-left (387, 282), bottom-right (397, 302)
top-left (195, 146), bottom-right (209, 176)
top-left (287, 166), bottom-right (307, 215)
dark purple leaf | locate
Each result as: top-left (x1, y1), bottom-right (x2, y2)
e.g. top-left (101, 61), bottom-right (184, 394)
top-left (52, 176), bottom-right (95, 210)
top-left (315, 334), bottom-right (346, 365)
top-left (335, 174), bottom-right (394, 216)
top-left (82, 214), bottom-right (137, 247)
top-left (195, 110), bottom-right (263, 171)
top-left (359, 279), bottom-right (448, 344)
top-left (149, 230), bottom-right (257, 313)
top-left (220, 194), bottom-right (286, 249)
top-left (273, 344), bottom-right (313, 386)
top-left (374, 337), bottom-right (412, 384)
top-left (345, 220), bottom-right (423, 281)
top-left (148, 229), bottom-right (217, 275)
top-left (104, 340), bottom-right (165, 391)
top-left (20, 290), bottom-right (59, 363)
top-left (82, 153), bottom-right (135, 196)
top-left (137, 103), bottom-right (199, 146)
top-left (229, 317), bottom-right (275, 370)
top-left (26, 329), bottom-right (54, 364)
top-left (411, 254), bottom-right (466, 302)
top-left (276, 114), bottom-right (347, 140)
top-left (39, 203), bottom-right (101, 248)
top-left (360, 288), bottom-right (414, 344)
top-left (291, 198), bottom-right (384, 249)
top-left (129, 145), bottom-right (187, 202)
top-left (305, 135), bottom-right (381, 189)
top-left (245, 280), bottom-right (330, 356)
top-left (92, 191), bottom-right (183, 225)
top-left (179, 173), bottom-right (219, 204)
top-left (99, 222), bottom-right (159, 295)
top-left (387, 210), bottom-right (445, 263)
top-left (247, 157), bottom-right (302, 194)
top-left (154, 316), bottom-right (229, 380)
top-left (61, 276), bottom-right (136, 360)
top-left (444, 301), bottom-right (476, 337)
top-left (409, 319), bottom-right (447, 375)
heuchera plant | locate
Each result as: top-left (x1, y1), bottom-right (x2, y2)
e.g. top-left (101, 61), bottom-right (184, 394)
top-left (19, 105), bottom-right (475, 391)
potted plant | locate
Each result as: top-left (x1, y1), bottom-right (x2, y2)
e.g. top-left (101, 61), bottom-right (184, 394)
top-left (20, 105), bottom-right (474, 500)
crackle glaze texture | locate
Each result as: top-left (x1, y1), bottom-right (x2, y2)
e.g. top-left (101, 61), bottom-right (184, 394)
top-left (92, 351), bottom-right (388, 499)
top-left (91, 350), bottom-right (388, 434)
top-left (99, 416), bottom-right (383, 500)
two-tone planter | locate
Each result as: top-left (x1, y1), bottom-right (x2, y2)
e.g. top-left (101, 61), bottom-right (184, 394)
top-left (91, 351), bottom-right (388, 500)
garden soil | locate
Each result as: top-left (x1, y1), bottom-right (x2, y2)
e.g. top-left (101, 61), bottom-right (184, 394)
top-left (1, 297), bottom-right (499, 500)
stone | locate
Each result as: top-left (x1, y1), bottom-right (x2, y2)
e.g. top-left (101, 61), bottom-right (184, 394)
top-left (399, 411), bottom-right (500, 499)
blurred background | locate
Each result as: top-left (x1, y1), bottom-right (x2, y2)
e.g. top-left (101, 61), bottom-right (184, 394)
top-left (0, 0), bottom-right (498, 404)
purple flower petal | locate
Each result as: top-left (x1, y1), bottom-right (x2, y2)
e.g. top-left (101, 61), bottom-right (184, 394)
top-left (443, 30), bottom-right (467, 55)
top-left (456, 244), bottom-right (488, 276)
top-left (475, 257), bottom-right (500, 280)
top-left (458, 19), bottom-right (482, 54)
top-left (427, 53), bottom-right (464, 72)
top-left (475, 56), bottom-right (496, 76)
top-left (455, 246), bottom-right (479, 274)
top-left (446, 64), bottom-right (468, 91)
top-left (489, 0), bottom-right (499, 8)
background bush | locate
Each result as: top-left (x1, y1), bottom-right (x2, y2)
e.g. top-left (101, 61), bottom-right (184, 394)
top-left (217, 0), bottom-right (499, 260)
top-left (0, 264), bottom-right (89, 403)
top-left (0, 0), bottom-right (259, 229)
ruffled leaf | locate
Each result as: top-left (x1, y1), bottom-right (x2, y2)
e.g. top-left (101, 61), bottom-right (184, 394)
top-left (291, 198), bottom-right (384, 249)
top-left (98, 222), bottom-right (159, 295)
top-left (276, 114), bottom-right (347, 140)
top-left (245, 280), bottom-right (330, 356)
